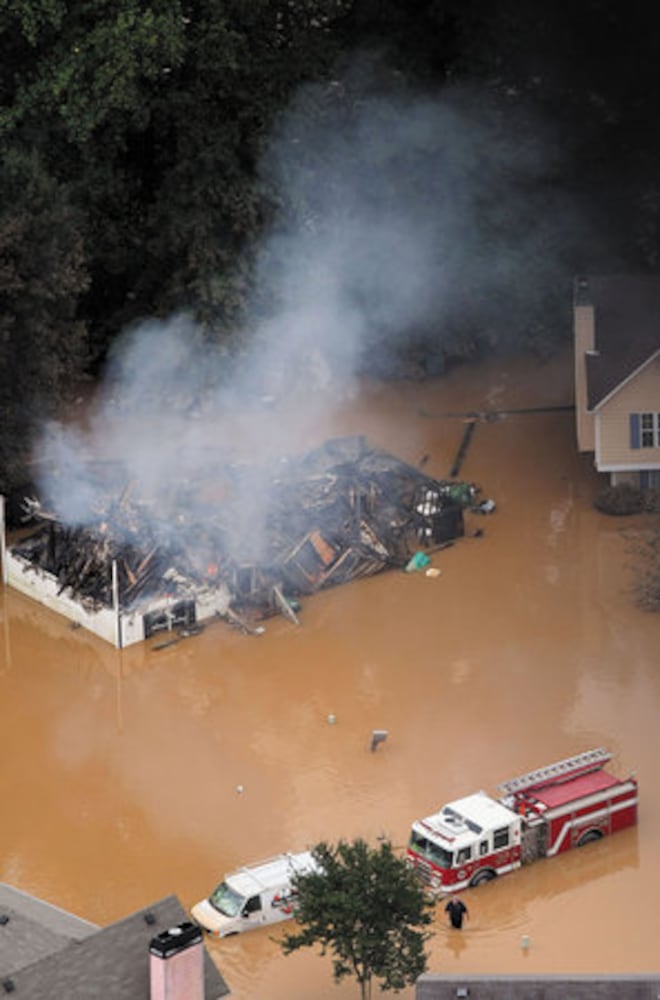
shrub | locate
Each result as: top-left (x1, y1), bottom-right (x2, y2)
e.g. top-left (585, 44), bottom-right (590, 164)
top-left (629, 527), bottom-right (660, 611)
top-left (593, 483), bottom-right (644, 516)
top-left (642, 487), bottom-right (660, 514)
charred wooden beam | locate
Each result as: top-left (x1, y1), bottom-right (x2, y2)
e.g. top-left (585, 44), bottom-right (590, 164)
top-left (272, 584), bottom-right (300, 625)
top-left (8, 437), bottom-right (474, 624)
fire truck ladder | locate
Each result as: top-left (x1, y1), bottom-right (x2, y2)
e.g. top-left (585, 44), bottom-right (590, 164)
top-left (497, 747), bottom-right (612, 796)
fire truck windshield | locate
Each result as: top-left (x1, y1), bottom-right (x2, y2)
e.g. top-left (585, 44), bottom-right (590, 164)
top-left (409, 830), bottom-right (453, 869)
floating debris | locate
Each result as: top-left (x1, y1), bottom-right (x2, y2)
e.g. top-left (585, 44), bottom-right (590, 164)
top-left (152, 637), bottom-right (180, 651)
top-left (370, 730), bottom-right (388, 752)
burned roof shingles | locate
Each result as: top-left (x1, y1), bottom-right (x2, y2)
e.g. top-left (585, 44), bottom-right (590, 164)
top-left (13, 437), bottom-right (470, 619)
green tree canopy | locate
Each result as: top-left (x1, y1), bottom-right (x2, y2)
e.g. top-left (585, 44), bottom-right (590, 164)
top-left (0, 146), bottom-right (88, 498)
top-left (0, 0), bottom-right (354, 346)
top-left (280, 838), bottom-right (434, 999)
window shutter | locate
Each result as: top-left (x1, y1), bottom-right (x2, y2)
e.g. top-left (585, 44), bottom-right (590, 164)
top-left (630, 413), bottom-right (641, 449)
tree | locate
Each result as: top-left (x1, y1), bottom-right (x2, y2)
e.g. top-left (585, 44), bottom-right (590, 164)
top-left (139, 0), bottom-right (354, 330)
top-left (280, 838), bottom-right (434, 1000)
top-left (0, 0), bottom-right (354, 355)
top-left (0, 147), bottom-right (89, 500)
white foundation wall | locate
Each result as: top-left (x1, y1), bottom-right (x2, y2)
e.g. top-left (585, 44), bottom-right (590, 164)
top-left (6, 551), bottom-right (122, 644)
top-left (5, 551), bottom-right (231, 647)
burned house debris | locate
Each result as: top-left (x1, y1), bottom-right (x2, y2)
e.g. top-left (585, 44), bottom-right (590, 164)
top-left (3, 436), bottom-right (489, 647)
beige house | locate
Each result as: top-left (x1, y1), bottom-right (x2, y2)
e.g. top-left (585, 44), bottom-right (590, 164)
top-left (574, 274), bottom-right (660, 486)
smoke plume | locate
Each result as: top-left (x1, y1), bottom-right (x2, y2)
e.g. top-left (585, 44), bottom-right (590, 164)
top-left (34, 63), bottom-right (586, 556)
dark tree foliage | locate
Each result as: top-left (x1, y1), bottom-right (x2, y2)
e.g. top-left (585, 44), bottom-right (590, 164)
top-left (432, 2), bottom-right (660, 271)
top-left (280, 839), bottom-right (433, 1000)
top-left (136, 0), bottom-right (338, 328)
top-left (0, 0), bottom-right (351, 493)
top-left (1, 0), bottom-right (353, 352)
top-left (0, 147), bottom-right (88, 498)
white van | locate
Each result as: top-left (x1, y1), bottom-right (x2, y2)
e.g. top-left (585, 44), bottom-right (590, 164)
top-left (190, 851), bottom-right (317, 938)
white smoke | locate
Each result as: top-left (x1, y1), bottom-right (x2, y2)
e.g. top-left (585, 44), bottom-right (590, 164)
top-left (34, 65), bottom-right (581, 551)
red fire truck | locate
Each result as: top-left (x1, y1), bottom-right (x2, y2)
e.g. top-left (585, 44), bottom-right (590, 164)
top-left (406, 748), bottom-right (638, 894)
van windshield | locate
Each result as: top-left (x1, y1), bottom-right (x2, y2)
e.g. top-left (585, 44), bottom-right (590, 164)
top-left (209, 881), bottom-right (245, 917)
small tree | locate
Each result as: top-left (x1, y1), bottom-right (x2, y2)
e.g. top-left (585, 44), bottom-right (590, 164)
top-left (279, 838), bottom-right (434, 1000)
top-left (0, 147), bottom-right (89, 499)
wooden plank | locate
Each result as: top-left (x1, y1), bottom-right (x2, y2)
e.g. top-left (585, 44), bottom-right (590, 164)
top-left (272, 584), bottom-right (300, 625)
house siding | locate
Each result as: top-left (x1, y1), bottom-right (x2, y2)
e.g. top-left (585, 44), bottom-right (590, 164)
top-left (574, 302), bottom-right (596, 452)
top-left (596, 355), bottom-right (660, 469)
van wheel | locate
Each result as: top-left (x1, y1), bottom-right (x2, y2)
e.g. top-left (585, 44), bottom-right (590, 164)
top-left (471, 869), bottom-right (496, 887)
top-left (577, 830), bottom-right (603, 847)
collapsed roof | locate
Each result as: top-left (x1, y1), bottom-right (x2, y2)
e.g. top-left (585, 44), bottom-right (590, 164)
top-left (12, 436), bottom-right (478, 625)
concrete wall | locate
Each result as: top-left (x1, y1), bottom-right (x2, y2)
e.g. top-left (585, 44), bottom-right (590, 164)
top-left (6, 551), bottom-right (121, 644)
top-left (5, 551), bottom-right (231, 648)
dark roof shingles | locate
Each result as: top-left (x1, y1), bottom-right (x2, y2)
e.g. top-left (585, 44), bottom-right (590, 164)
top-left (5, 894), bottom-right (229, 999)
top-left (0, 883), bottom-right (97, 977)
top-left (582, 275), bottom-right (660, 408)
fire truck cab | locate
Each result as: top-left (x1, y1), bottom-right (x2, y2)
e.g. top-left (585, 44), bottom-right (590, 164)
top-left (408, 791), bottom-right (523, 892)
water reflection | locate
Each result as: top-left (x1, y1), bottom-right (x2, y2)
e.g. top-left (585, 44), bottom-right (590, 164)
top-left (454, 826), bottom-right (640, 937)
top-left (444, 927), bottom-right (468, 962)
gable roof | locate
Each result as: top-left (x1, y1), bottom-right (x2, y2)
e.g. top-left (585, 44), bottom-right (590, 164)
top-left (0, 890), bottom-right (230, 999)
top-left (0, 882), bottom-right (98, 976)
top-left (577, 275), bottom-right (660, 409)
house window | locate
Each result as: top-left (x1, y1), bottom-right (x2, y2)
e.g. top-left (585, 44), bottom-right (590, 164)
top-left (632, 412), bottom-right (660, 449)
top-left (641, 470), bottom-right (660, 489)
top-left (640, 413), bottom-right (658, 447)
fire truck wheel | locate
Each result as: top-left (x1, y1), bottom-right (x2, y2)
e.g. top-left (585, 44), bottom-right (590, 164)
top-left (470, 869), bottom-right (496, 887)
top-left (577, 830), bottom-right (603, 847)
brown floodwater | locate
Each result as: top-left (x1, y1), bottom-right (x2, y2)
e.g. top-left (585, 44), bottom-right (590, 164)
top-left (1, 350), bottom-right (659, 998)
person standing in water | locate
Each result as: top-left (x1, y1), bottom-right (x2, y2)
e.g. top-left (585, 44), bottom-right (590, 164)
top-left (445, 893), bottom-right (469, 929)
